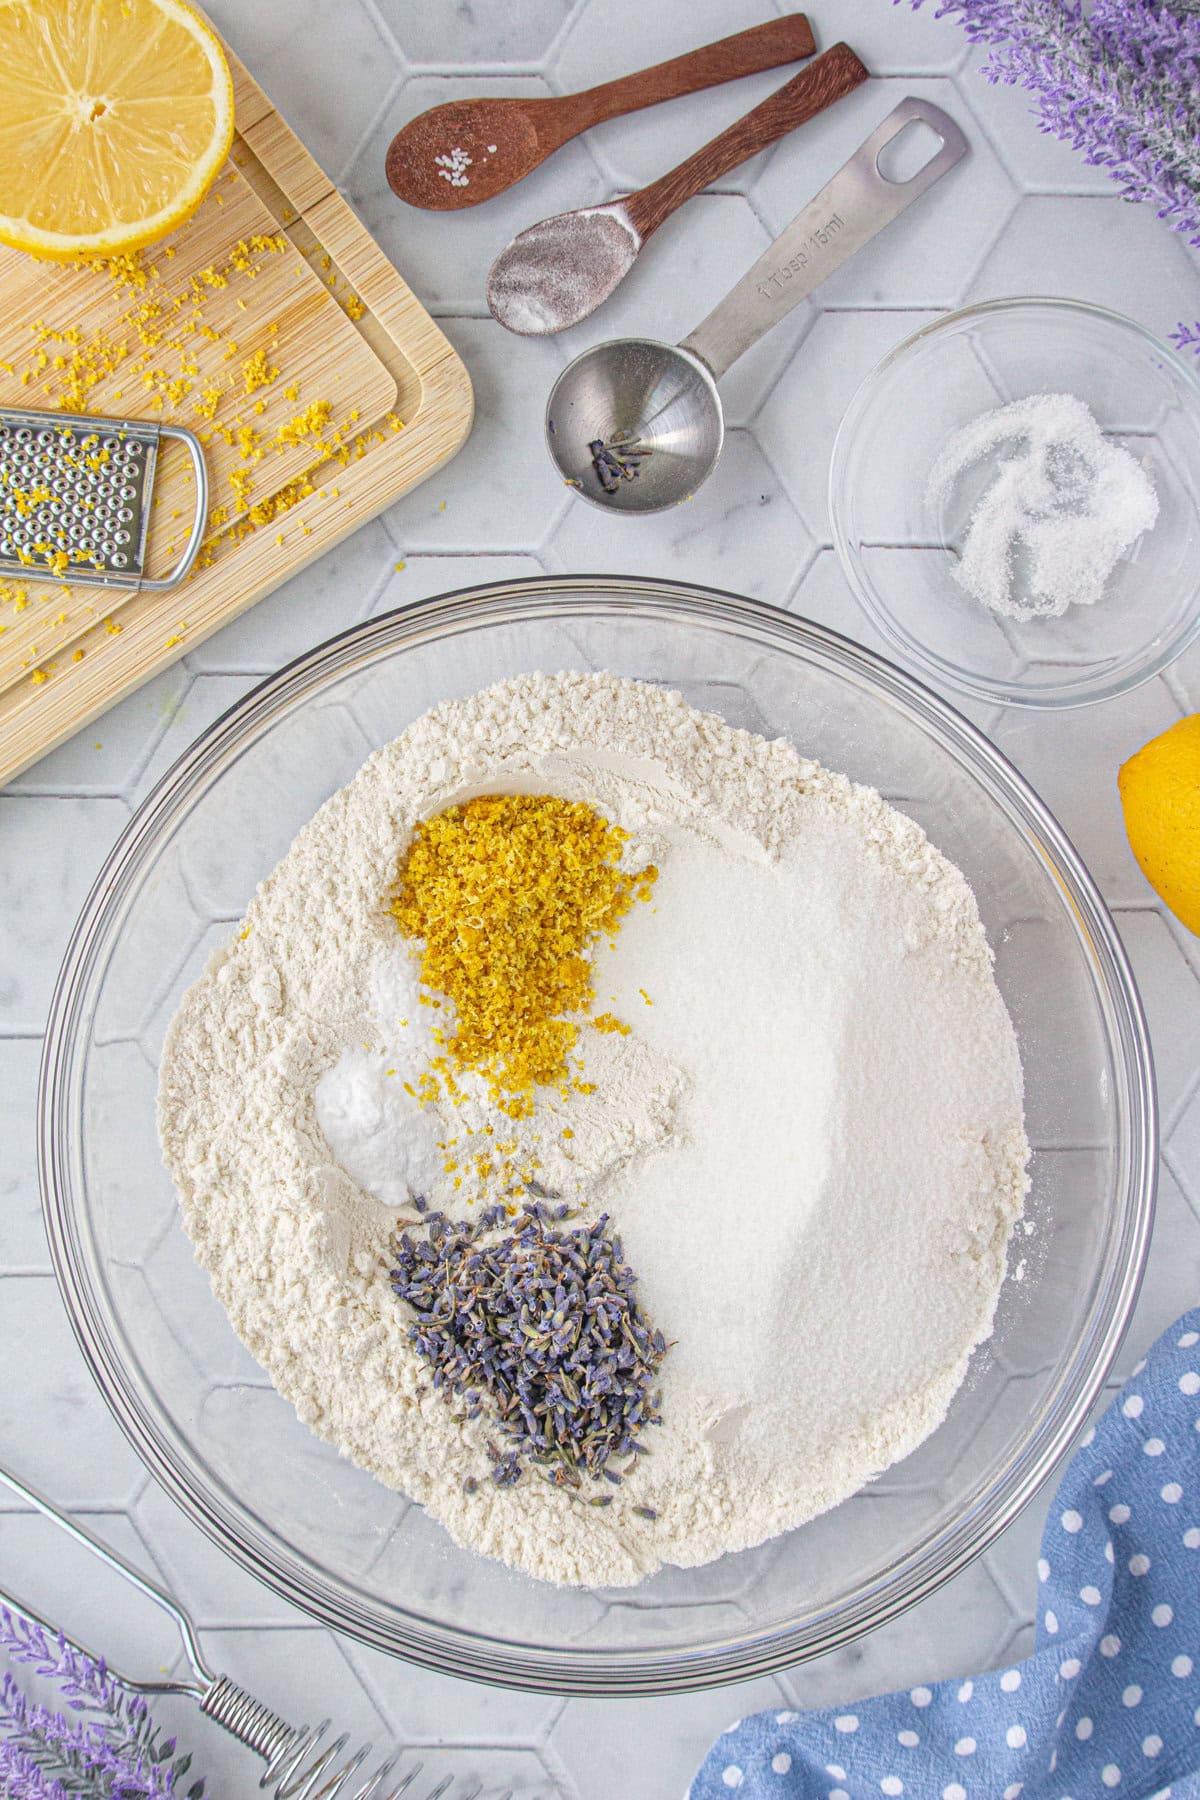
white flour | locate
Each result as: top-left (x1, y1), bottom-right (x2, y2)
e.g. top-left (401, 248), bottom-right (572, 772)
top-left (158, 673), bottom-right (1029, 1587)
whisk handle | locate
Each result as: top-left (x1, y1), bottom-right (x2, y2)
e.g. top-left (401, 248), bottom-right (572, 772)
top-left (199, 1673), bottom-right (297, 1765)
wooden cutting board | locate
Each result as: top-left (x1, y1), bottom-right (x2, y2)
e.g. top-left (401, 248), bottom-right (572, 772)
top-left (0, 44), bottom-right (472, 787)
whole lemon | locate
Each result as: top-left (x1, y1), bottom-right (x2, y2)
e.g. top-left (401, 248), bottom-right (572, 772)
top-left (1119, 712), bottom-right (1200, 936)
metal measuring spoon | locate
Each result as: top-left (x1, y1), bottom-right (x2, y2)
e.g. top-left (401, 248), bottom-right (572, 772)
top-left (545, 97), bottom-right (967, 514)
top-left (487, 43), bottom-right (869, 336)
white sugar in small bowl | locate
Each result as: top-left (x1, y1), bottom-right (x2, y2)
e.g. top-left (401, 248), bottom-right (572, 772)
top-left (830, 297), bottom-right (1200, 709)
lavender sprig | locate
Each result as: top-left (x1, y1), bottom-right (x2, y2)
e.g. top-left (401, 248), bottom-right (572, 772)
top-left (2, 1674), bottom-right (185, 1800)
top-left (0, 1739), bottom-right (70, 1800)
top-left (1172, 320), bottom-right (1200, 354)
top-left (0, 1613), bottom-right (123, 1719)
top-left (1, 1612), bottom-right (204, 1800)
top-left (1091, 0), bottom-right (1200, 85)
top-left (902, 0), bottom-right (1200, 242)
top-left (2, 1676), bottom-right (192, 1800)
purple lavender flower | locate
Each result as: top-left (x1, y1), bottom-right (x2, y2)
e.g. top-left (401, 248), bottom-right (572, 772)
top-left (902, 0), bottom-right (1200, 241)
top-left (0, 1612), bottom-right (122, 1716)
top-left (1, 1611), bottom-right (204, 1799)
top-left (1172, 319), bottom-right (1200, 354)
top-left (1091, 0), bottom-right (1200, 85)
top-left (0, 1740), bottom-right (70, 1800)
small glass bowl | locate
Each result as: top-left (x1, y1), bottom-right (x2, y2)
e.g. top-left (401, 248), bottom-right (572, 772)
top-left (829, 298), bottom-right (1200, 709)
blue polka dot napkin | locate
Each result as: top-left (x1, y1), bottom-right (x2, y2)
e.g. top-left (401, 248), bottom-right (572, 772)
top-left (691, 1306), bottom-right (1200, 1800)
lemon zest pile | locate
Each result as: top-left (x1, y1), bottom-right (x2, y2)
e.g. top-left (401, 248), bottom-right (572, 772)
top-left (389, 795), bottom-right (657, 1117)
top-left (591, 1012), bottom-right (631, 1036)
top-left (274, 400), bottom-right (333, 448)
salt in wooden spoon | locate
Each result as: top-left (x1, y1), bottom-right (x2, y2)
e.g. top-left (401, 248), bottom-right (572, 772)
top-left (487, 42), bottom-right (870, 336)
top-left (385, 14), bottom-right (816, 211)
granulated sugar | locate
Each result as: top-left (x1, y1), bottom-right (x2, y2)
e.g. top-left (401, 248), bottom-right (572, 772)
top-left (158, 673), bottom-right (1028, 1587)
top-left (927, 392), bottom-right (1159, 621)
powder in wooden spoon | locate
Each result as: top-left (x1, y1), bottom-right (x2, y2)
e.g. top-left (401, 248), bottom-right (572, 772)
top-left (487, 209), bottom-right (640, 336)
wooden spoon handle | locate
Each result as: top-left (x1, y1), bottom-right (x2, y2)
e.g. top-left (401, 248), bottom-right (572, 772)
top-left (555, 15), bottom-right (817, 139)
top-left (624, 42), bottom-right (870, 242)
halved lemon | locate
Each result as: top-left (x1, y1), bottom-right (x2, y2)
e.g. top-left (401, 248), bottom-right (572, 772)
top-left (0, 0), bottom-right (235, 260)
top-left (1119, 712), bottom-right (1200, 937)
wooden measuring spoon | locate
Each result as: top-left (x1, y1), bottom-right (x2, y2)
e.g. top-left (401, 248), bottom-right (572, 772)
top-left (488, 42), bottom-right (870, 336)
top-left (385, 14), bottom-right (816, 211)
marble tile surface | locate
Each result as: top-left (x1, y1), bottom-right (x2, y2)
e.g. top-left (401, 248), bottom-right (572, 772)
top-left (2, 3), bottom-right (1199, 1797)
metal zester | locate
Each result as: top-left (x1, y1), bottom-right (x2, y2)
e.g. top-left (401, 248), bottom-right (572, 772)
top-left (0, 406), bottom-right (208, 590)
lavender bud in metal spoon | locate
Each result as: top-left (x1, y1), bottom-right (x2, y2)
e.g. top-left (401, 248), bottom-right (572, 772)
top-left (544, 98), bottom-right (968, 511)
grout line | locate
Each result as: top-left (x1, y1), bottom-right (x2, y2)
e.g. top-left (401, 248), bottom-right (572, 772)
top-left (426, 301), bottom-right (492, 321)
top-left (388, 61), bottom-right (556, 80)
top-left (335, 67), bottom-right (405, 191)
top-left (3, 785), bottom-right (134, 802)
top-left (542, 0), bottom-right (591, 78)
top-left (813, 303), bottom-right (950, 316)
top-left (780, 542), bottom-right (823, 611)
top-left (355, 0), bottom-right (407, 65)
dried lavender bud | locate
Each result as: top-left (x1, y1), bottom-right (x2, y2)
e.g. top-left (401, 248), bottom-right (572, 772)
top-left (391, 1203), bottom-right (667, 1493)
top-left (589, 434), bottom-right (650, 496)
top-left (490, 1452), bottom-right (522, 1489)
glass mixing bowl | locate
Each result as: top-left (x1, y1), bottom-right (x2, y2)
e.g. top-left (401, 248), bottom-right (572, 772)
top-left (41, 577), bottom-right (1155, 1694)
top-left (830, 298), bottom-right (1200, 709)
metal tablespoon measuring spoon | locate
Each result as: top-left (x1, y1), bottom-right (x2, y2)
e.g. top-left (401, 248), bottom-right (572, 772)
top-left (545, 96), bottom-right (967, 514)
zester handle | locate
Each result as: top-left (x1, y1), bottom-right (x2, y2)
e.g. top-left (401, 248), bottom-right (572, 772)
top-left (140, 422), bottom-right (209, 591)
top-left (680, 96), bottom-right (968, 381)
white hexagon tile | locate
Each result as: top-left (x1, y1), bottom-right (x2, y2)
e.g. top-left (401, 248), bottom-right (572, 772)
top-left (3, 3), bottom-right (1200, 1798)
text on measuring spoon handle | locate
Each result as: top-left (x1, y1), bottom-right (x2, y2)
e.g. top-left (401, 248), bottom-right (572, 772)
top-left (680, 97), bottom-right (968, 383)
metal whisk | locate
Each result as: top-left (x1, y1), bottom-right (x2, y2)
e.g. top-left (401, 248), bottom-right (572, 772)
top-left (0, 1467), bottom-right (502, 1800)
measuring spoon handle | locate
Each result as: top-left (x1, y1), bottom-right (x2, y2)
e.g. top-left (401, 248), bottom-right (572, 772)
top-left (680, 97), bottom-right (968, 381)
top-left (624, 43), bottom-right (869, 242)
top-left (560, 14), bottom-right (816, 137)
